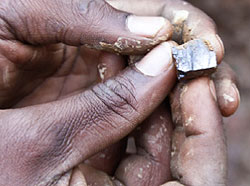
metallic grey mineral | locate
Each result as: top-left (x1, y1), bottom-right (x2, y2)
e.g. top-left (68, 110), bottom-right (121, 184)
top-left (172, 39), bottom-right (217, 80)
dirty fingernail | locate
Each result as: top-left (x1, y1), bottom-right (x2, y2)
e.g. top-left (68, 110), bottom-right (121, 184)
top-left (135, 42), bottom-right (173, 76)
top-left (127, 15), bottom-right (171, 38)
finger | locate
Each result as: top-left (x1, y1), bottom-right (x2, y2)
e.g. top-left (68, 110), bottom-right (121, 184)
top-left (84, 52), bottom-right (127, 175)
top-left (69, 168), bottom-right (87, 186)
top-left (170, 77), bottom-right (227, 186)
top-left (1, 42), bottom-right (176, 185)
top-left (115, 104), bottom-right (173, 186)
top-left (77, 164), bottom-right (127, 186)
top-left (84, 140), bottom-right (126, 175)
top-left (212, 62), bottom-right (240, 117)
top-left (1, 0), bottom-right (172, 58)
top-left (96, 51), bottom-right (127, 83)
top-left (107, 0), bottom-right (224, 62)
top-left (78, 164), bottom-right (119, 185)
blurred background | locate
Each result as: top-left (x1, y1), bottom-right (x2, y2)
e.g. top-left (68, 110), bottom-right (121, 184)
top-left (188, 0), bottom-right (250, 185)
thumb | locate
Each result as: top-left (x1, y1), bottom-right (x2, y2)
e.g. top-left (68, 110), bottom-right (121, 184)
top-left (1, 0), bottom-right (172, 54)
top-left (0, 42), bottom-right (175, 185)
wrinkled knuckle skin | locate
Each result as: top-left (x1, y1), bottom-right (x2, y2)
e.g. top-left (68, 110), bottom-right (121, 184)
top-left (33, 75), bottom-right (139, 166)
top-left (0, 0), bottom-right (16, 39)
top-left (58, 0), bottom-right (126, 45)
top-left (0, 0), bottom-right (127, 45)
top-left (42, 76), bottom-right (139, 162)
top-left (91, 76), bottom-right (139, 121)
top-left (0, 0), bottom-right (50, 43)
top-left (0, 0), bottom-right (31, 39)
top-left (74, 0), bottom-right (127, 44)
top-left (71, 0), bottom-right (109, 42)
top-left (77, 0), bottom-right (110, 19)
top-left (77, 0), bottom-right (122, 25)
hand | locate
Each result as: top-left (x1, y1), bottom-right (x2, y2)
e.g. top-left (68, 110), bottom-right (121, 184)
top-left (0, 0), bottom-right (173, 108)
top-left (79, 1), bottom-right (240, 186)
top-left (0, 0), bottom-right (176, 185)
top-left (0, 0), bottom-right (240, 186)
top-left (81, 66), bottom-right (239, 186)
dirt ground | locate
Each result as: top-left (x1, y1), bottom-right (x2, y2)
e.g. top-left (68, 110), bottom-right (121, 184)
top-left (188, 0), bottom-right (250, 185)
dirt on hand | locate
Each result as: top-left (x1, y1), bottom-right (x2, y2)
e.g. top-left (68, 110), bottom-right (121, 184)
top-left (188, 0), bottom-right (250, 185)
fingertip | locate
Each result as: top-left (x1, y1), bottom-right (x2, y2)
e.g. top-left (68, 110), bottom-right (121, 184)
top-left (98, 15), bottom-right (173, 55)
top-left (78, 164), bottom-right (114, 185)
top-left (201, 34), bottom-right (225, 63)
top-left (218, 82), bottom-right (240, 117)
top-left (155, 18), bottom-right (173, 39)
top-left (97, 52), bottom-right (126, 82)
top-left (135, 42), bottom-right (174, 76)
top-left (70, 167), bottom-right (87, 186)
top-left (215, 34), bottom-right (225, 63)
top-left (171, 77), bottom-right (222, 135)
top-left (232, 83), bottom-right (241, 104)
top-left (212, 62), bottom-right (240, 117)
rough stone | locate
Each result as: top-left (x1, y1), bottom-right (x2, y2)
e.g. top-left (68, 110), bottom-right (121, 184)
top-left (172, 39), bottom-right (217, 80)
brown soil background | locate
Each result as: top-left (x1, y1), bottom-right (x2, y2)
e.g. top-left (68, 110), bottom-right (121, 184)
top-left (188, 0), bottom-right (250, 185)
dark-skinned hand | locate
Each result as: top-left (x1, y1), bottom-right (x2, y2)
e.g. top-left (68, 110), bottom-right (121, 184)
top-left (0, 0), bottom-right (240, 186)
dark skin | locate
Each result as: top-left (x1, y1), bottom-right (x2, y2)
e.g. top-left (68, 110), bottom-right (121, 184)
top-left (0, 0), bottom-right (240, 185)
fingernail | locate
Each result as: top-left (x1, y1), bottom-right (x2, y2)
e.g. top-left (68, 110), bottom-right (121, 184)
top-left (135, 42), bottom-right (173, 76)
top-left (209, 80), bottom-right (217, 101)
top-left (127, 15), bottom-right (170, 38)
top-left (219, 82), bottom-right (240, 117)
top-left (231, 83), bottom-right (241, 104)
top-left (215, 34), bottom-right (225, 61)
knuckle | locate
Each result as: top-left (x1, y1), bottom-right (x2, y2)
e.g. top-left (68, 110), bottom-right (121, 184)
top-left (74, 0), bottom-right (127, 43)
top-left (90, 76), bottom-right (139, 121)
top-left (62, 0), bottom-right (112, 44)
top-left (77, 0), bottom-right (108, 24)
top-left (0, 0), bottom-right (41, 42)
top-left (106, 76), bottom-right (138, 110)
top-left (0, 1), bottom-right (16, 39)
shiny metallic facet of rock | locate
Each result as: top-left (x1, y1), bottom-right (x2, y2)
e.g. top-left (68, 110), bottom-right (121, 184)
top-left (172, 39), bottom-right (217, 80)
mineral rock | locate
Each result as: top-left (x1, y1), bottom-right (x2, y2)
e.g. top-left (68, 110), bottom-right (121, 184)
top-left (172, 39), bottom-right (217, 80)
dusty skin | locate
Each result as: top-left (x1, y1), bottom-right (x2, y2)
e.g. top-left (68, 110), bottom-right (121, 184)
top-left (0, 0), bottom-right (240, 186)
